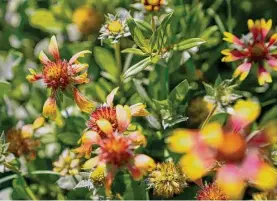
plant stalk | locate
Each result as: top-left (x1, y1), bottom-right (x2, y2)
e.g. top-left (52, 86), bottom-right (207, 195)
top-left (200, 103), bottom-right (217, 129)
top-left (114, 42), bottom-right (122, 72)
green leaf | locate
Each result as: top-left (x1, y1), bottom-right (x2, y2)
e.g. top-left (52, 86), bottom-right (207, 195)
top-left (12, 177), bottom-right (28, 200)
top-left (94, 47), bottom-right (119, 77)
top-left (121, 48), bottom-right (148, 56)
top-left (0, 81), bottom-right (11, 98)
top-left (209, 113), bottom-right (228, 124)
top-left (203, 82), bottom-right (215, 96)
top-left (214, 75), bottom-right (222, 87)
top-left (118, 174), bottom-right (147, 200)
top-left (133, 79), bottom-right (152, 106)
top-left (173, 38), bottom-right (206, 51)
top-left (169, 79), bottom-right (190, 105)
top-left (127, 17), bottom-right (151, 53)
top-left (199, 25), bottom-right (218, 40)
top-left (123, 57), bottom-right (151, 79)
top-left (57, 132), bottom-right (80, 145)
top-left (260, 106), bottom-right (277, 126)
top-left (29, 9), bottom-right (63, 33)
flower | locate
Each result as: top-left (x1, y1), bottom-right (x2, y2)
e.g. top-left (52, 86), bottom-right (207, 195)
top-left (82, 132), bottom-right (155, 196)
top-left (26, 35), bottom-right (94, 119)
top-left (53, 149), bottom-right (81, 176)
top-left (221, 19), bottom-right (277, 85)
top-left (7, 128), bottom-right (39, 160)
top-left (86, 87), bottom-right (149, 138)
top-left (80, 119), bottom-right (155, 196)
top-left (167, 99), bottom-right (277, 199)
top-left (147, 161), bottom-right (187, 198)
top-left (72, 6), bottom-right (103, 34)
top-left (99, 13), bottom-right (130, 43)
top-left (196, 182), bottom-right (228, 200)
top-left (141, 0), bottom-right (165, 11)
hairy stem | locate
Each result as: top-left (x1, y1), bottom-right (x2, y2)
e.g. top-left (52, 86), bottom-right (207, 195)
top-left (114, 42), bottom-right (122, 72)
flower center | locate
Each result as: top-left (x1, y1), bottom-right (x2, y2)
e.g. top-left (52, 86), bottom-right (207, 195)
top-left (100, 135), bottom-right (133, 167)
top-left (108, 20), bottom-right (123, 34)
top-left (87, 106), bottom-right (117, 137)
top-left (217, 133), bottom-right (246, 162)
top-left (250, 43), bottom-right (268, 61)
top-left (43, 61), bottom-right (71, 90)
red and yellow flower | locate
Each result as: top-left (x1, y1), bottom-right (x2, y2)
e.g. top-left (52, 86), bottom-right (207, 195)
top-left (167, 99), bottom-right (277, 199)
top-left (222, 19), bottom-right (277, 85)
top-left (142, 0), bottom-right (164, 11)
top-left (86, 87), bottom-right (149, 138)
top-left (80, 129), bottom-right (155, 196)
top-left (26, 35), bottom-right (95, 120)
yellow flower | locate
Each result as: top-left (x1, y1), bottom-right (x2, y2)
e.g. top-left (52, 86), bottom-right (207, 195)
top-left (148, 161), bottom-right (187, 198)
top-left (72, 6), bottom-right (102, 34)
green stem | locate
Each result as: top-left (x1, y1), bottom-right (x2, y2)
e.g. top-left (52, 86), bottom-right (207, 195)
top-left (227, 0), bottom-right (233, 32)
top-left (0, 170), bottom-right (61, 184)
top-left (3, 162), bottom-right (38, 200)
top-left (151, 15), bottom-right (155, 32)
top-left (114, 42), bottom-right (122, 72)
top-left (200, 103), bottom-right (217, 129)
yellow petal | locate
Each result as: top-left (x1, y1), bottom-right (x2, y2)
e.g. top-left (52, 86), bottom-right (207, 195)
top-left (33, 116), bottom-right (45, 129)
top-left (200, 122), bottom-right (223, 148)
top-left (166, 129), bottom-right (195, 153)
top-left (43, 97), bottom-right (57, 120)
top-left (96, 119), bottom-right (113, 136)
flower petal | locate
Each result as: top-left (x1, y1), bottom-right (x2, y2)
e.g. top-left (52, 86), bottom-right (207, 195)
top-left (130, 103), bottom-right (149, 116)
top-left (106, 87), bottom-right (119, 107)
top-left (72, 63), bottom-right (89, 74)
top-left (39, 50), bottom-right (51, 65)
top-left (267, 59), bottom-right (277, 71)
top-left (179, 150), bottom-right (215, 181)
top-left (69, 50), bottom-right (91, 64)
top-left (116, 105), bottom-right (131, 133)
top-left (48, 36), bottom-right (60, 60)
top-left (96, 119), bottom-right (114, 136)
top-left (73, 88), bottom-right (96, 113)
top-left (216, 164), bottom-right (246, 200)
top-left (233, 62), bottom-right (252, 81)
top-left (128, 131), bottom-right (147, 147)
top-left (166, 129), bottom-right (195, 153)
top-left (269, 33), bottom-right (277, 47)
top-left (258, 66), bottom-right (272, 85)
top-left (221, 49), bottom-right (247, 62)
top-left (134, 154), bottom-right (156, 175)
top-left (223, 32), bottom-right (244, 46)
top-left (21, 124), bottom-right (34, 138)
top-left (32, 116), bottom-right (45, 130)
top-left (73, 72), bottom-right (90, 84)
top-left (200, 122), bottom-right (223, 149)
top-left (82, 156), bottom-right (100, 169)
top-left (252, 163), bottom-right (277, 191)
top-left (42, 96), bottom-right (57, 120)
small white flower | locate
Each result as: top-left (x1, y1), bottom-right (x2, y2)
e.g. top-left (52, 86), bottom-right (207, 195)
top-left (99, 13), bottom-right (130, 44)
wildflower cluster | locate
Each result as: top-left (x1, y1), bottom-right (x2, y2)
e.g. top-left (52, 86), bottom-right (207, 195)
top-left (74, 88), bottom-right (155, 196)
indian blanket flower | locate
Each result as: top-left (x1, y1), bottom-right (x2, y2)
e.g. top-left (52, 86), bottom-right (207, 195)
top-left (99, 13), bottom-right (130, 44)
top-left (72, 6), bottom-right (103, 34)
top-left (26, 35), bottom-right (94, 120)
top-left (222, 19), bottom-right (277, 85)
top-left (141, 0), bottom-right (164, 11)
top-left (167, 99), bottom-right (277, 199)
top-left (196, 182), bottom-right (228, 200)
top-left (81, 131), bottom-right (155, 196)
top-left (147, 161), bottom-right (187, 198)
top-left (86, 87), bottom-right (149, 138)
top-left (53, 149), bottom-right (81, 176)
